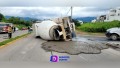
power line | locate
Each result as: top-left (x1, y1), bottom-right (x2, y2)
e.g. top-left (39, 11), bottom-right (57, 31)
top-left (60, 7), bottom-right (69, 17)
top-left (59, 7), bottom-right (73, 18)
top-left (66, 7), bottom-right (71, 16)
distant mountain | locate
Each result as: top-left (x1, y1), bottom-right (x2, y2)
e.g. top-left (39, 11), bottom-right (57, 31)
top-left (5, 16), bottom-right (11, 19)
top-left (74, 17), bottom-right (96, 22)
top-left (5, 16), bottom-right (96, 23)
top-left (5, 16), bottom-right (38, 21)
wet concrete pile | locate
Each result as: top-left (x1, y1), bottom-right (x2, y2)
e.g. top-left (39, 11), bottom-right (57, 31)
top-left (106, 43), bottom-right (120, 51)
top-left (41, 38), bottom-right (110, 55)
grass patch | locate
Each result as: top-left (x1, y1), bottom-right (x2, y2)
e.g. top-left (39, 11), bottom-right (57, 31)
top-left (76, 29), bottom-right (105, 36)
top-left (77, 20), bottom-right (120, 32)
top-left (0, 33), bottom-right (29, 46)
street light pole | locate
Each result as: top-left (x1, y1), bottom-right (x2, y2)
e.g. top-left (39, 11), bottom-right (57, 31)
top-left (71, 6), bottom-right (73, 22)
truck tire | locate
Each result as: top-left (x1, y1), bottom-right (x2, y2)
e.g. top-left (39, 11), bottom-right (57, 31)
top-left (110, 34), bottom-right (118, 41)
top-left (35, 36), bottom-right (41, 38)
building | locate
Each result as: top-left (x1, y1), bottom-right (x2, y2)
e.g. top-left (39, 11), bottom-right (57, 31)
top-left (105, 7), bottom-right (120, 22)
top-left (96, 15), bottom-right (106, 22)
top-left (78, 20), bottom-right (83, 24)
top-left (92, 7), bottom-right (120, 22)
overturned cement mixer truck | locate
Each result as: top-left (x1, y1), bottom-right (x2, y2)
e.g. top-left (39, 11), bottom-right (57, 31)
top-left (32, 16), bottom-right (76, 41)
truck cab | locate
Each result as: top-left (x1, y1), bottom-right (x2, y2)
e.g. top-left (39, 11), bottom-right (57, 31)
top-left (106, 27), bottom-right (120, 40)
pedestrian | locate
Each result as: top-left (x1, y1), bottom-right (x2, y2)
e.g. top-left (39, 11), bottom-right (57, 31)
top-left (12, 26), bottom-right (14, 33)
top-left (8, 25), bottom-right (12, 39)
top-left (13, 26), bottom-right (16, 32)
top-left (28, 26), bottom-right (30, 33)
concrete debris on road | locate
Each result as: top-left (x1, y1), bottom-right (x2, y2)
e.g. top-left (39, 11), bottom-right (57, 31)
top-left (106, 43), bottom-right (120, 51)
top-left (42, 38), bottom-right (110, 55)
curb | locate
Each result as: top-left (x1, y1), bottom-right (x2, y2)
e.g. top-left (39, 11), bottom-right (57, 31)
top-left (0, 33), bottom-right (30, 49)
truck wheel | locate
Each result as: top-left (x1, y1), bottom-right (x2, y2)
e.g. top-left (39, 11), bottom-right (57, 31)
top-left (110, 34), bottom-right (118, 41)
top-left (35, 36), bottom-right (41, 38)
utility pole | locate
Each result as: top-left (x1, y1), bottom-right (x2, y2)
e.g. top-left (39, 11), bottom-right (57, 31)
top-left (61, 13), bottom-right (62, 18)
top-left (71, 6), bottom-right (73, 22)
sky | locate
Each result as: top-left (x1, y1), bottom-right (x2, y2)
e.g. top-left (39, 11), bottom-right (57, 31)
top-left (0, 0), bottom-right (120, 19)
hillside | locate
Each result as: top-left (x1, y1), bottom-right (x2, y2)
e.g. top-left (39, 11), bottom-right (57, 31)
top-left (5, 16), bottom-right (37, 21)
top-left (75, 17), bottom-right (96, 22)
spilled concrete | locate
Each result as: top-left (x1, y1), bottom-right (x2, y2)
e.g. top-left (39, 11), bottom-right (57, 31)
top-left (106, 43), bottom-right (120, 51)
top-left (41, 37), bottom-right (111, 55)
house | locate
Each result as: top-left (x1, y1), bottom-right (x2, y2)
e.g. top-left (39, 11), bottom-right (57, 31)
top-left (92, 7), bottom-right (120, 22)
top-left (105, 7), bottom-right (120, 22)
top-left (78, 20), bottom-right (83, 24)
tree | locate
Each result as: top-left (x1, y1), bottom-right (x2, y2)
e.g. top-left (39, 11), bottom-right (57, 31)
top-left (7, 17), bottom-right (32, 27)
top-left (0, 13), bottom-right (5, 22)
top-left (72, 19), bottom-right (81, 27)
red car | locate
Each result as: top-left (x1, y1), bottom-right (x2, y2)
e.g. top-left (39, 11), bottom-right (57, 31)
top-left (0, 23), bottom-right (13, 33)
top-left (21, 27), bottom-right (28, 30)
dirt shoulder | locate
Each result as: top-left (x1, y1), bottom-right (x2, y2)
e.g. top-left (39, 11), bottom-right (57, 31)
top-left (76, 29), bottom-right (105, 37)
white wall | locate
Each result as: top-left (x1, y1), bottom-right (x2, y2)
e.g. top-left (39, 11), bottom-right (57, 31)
top-left (105, 7), bottom-right (120, 21)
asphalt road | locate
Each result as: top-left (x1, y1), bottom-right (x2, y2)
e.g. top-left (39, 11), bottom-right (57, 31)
top-left (0, 33), bottom-right (120, 68)
top-left (0, 30), bottom-right (28, 42)
top-left (77, 34), bottom-right (120, 43)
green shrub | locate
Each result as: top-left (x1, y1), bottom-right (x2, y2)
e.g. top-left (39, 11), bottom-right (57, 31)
top-left (78, 20), bottom-right (120, 32)
top-left (72, 19), bottom-right (81, 27)
top-left (16, 24), bottom-right (27, 30)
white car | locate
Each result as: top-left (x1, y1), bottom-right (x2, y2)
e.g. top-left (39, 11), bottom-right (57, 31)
top-left (106, 27), bottom-right (120, 40)
top-left (15, 27), bottom-right (19, 31)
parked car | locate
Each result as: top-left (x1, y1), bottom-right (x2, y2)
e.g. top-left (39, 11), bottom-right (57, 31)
top-left (30, 27), bottom-right (33, 31)
top-left (105, 27), bottom-right (120, 40)
top-left (0, 23), bottom-right (13, 33)
top-left (15, 27), bottom-right (19, 31)
top-left (21, 27), bottom-right (27, 30)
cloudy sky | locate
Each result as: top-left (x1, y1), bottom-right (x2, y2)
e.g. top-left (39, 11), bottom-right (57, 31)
top-left (0, 0), bottom-right (120, 19)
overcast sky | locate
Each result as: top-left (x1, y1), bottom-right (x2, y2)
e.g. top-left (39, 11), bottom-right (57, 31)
top-left (0, 0), bottom-right (120, 19)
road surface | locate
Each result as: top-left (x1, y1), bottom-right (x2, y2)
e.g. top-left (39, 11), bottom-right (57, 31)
top-left (0, 33), bottom-right (120, 68)
top-left (78, 34), bottom-right (120, 43)
top-left (0, 30), bottom-right (28, 42)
